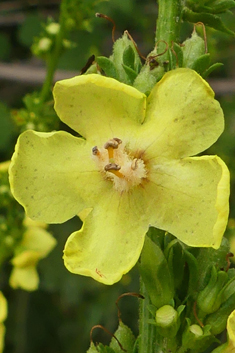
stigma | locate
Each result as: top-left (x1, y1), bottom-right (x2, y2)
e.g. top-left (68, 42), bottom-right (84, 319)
top-left (92, 137), bottom-right (147, 192)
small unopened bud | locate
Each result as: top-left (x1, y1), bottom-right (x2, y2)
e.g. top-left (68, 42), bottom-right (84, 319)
top-left (38, 38), bottom-right (52, 52)
top-left (189, 324), bottom-right (203, 337)
top-left (197, 266), bottom-right (228, 314)
top-left (155, 305), bottom-right (179, 338)
top-left (46, 23), bottom-right (60, 35)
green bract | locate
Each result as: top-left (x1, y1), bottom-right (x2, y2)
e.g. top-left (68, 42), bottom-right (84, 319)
top-left (9, 68), bottom-right (230, 285)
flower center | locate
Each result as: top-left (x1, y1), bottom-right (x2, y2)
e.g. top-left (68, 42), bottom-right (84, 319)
top-left (92, 138), bottom-right (147, 192)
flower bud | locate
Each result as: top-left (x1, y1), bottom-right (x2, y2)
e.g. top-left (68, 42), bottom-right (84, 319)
top-left (111, 32), bottom-right (142, 85)
top-left (197, 266), bottom-right (228, 314)
top-left (182, 31), bottom-right (205, 68)
top-left (155, 305), bottom-right (179, 337)
top-left (205, 293), bottom-right (235, 335)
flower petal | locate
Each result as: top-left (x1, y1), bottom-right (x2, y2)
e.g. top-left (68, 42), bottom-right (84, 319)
top-left (63, 189), bottom-right (149, 285)
top-left (226, 310), bottom-right (235, 352)
top-left (0, 293), bottom-right (7, 323)
top-left (9, 130), bottom-right (107, 223)
top-left (53, 74), bottom-right (146, 144)
top-left (146, 155), bottom-right (229, 248)
top-left (21, 226), bottom-right (56, 257)
top-left (9, 266), bottom-right (39, 291)
top-left (11, 250), bottom-right (40, 267)
top-left (142, 68), bottom-right (224, 158)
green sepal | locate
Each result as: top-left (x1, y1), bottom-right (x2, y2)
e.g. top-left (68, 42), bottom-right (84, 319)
top-left (197, 266), bottom-right (228, 314)
top-left (96, 57), bottom-right (118, 80)
top-left (202, 62), bottom-right (223, 77)
top-left (220, 276), bottom-right (235, 303)
top-left (87, 342), bottom-right (99, 353)
top-left (122, 64), bottom-right (138, 84)
top-left (139, 235), bottom-right (174, 308)
top-left (191, 53), bottom-right (211, 75)
top-left (133, 63), bottom-right (164, 95)
top-left (165, 241), bottom-right (186, 292)
top-left (97, 344), bottom-right (116, 353)
top-left (182, 31), bottom-right (205, 68)
top-left (87, 342), bottom-right (116, 353)
top-left (147, 304), bottom-right (158, 318)
top-left (155, 305), bottom-right (181, 338)
top-left (168, 42), bottom-right (183, 69)
top-left (182, 7), bottom-right (235, 35)
top-left (205, 292), bottom-right (235, 335)
top-left (110, 321), bottom-right (135, 353)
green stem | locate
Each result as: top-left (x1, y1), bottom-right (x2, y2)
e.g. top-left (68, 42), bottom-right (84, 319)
top-left (139, 278), bottom-right (159, 353)
top-left (155, 0), bottom-right (182, 62)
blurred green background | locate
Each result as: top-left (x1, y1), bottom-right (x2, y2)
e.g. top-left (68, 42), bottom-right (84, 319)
top-left (0, 1), bottom-right (235, 352)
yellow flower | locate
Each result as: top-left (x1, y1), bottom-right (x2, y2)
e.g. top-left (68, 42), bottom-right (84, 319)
top-left (9, 217), bottom-right (56, 291)
top-left (9, 68), bottom-right (229, 285)
top-left (0, 292), bottom-right (7, 353)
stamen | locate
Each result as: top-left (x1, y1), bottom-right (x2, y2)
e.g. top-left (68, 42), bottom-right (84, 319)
top-left (92, 146), bottom-right (100, 155)
top-left (113, 137), bottom-right (122, 145)
top-left (105, 163), bottom-right (124, 178)
top-left (104, 139), bottom-right (120, 159)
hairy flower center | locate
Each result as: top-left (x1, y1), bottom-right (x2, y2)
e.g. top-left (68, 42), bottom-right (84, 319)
top-left (92, 138), bottom-right (147, 192)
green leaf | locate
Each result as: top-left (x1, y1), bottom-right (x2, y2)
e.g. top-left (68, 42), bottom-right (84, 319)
top-left (191, 53), bottom-right (211, 74)
top-left (182, 7), bottom-right (235, 35)
top-left (96, 56), bottom-right (118, 79)
top-left (139, 235), bottom-right (174, 308)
